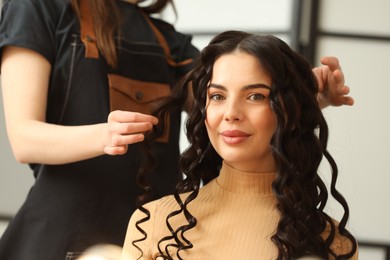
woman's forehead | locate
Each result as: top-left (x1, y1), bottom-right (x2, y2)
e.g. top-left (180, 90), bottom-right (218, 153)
top-left (211, 52), bottom-right (272, 87)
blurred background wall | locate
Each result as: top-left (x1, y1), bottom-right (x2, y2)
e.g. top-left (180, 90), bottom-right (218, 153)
top-left (1, 0), bottom-right (389, 259)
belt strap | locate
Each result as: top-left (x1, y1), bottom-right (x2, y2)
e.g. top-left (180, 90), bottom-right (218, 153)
top-left (79, 0), bottom-right (99, 59)
top-left (140, 11), bottom-right (193, 67)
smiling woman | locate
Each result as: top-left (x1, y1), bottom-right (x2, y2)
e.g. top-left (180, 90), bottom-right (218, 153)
top-left (205, 52), bottom-right (277, 172)
top-left (121, 30), bottom-right (358, 260)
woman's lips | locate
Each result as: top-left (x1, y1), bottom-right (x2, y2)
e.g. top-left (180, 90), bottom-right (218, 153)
top-left (220, 130), bottom-right (251, 144)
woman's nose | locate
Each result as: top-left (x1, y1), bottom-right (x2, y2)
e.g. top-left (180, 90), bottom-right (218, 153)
top-left (224, 100), bottom-right (243, 122)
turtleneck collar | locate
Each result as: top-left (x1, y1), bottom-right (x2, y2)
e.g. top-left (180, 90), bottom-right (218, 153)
top-left (216, 161), bottom-right (276, 195)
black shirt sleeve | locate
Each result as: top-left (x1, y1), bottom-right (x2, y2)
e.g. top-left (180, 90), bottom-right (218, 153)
top-left (0, 0), bottom-right (61, 64)
top-left (152, 18), bottom-right (200, 77)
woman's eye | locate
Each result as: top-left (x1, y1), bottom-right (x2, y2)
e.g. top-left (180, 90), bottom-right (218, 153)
top-left (248, 93), bottom-right (266, 101)
top-left (210, 93), bottom-right (225, 101)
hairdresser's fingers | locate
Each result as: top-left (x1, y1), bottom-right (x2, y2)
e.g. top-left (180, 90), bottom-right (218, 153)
top-left (108, 121), bottom-right (155, 137)
top-left (320, 56), bottom-right (341, 70)
top-left (104, 132), bottom-right (146, 155)
top-left (104, 111), bottom-right (155, 155)
top-left (339, 91), bottom-right (355, 106)
top-left (108, 110), bottom-right (158, 124)
top-left (104, 145), bottom-right (128, 156)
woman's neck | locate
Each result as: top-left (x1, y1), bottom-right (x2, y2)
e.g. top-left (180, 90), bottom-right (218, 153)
top-left (216, 161), bottom-right (276, 195)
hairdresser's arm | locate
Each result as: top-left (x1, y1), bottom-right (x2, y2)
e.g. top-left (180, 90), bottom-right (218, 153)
top-left (312, 56), bottom-right (354, 109)
top-left (1, 46), bottom-right (157, 164)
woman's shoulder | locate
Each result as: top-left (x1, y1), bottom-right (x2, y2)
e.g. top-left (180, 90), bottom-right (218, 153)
top-left (128, 194), bottom-right (178, 222)
top-left (144, 192), bottom-right (191, 213)
top-left (143, 194), bottom-right (177, 211)
top-left (140, 185), bottom-right (213, 217)
top-left (132, 180), bottom-right (218, 224)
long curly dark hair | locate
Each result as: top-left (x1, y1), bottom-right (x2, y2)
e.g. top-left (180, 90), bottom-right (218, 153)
top-left (134, 30), bottom-right (357, 259)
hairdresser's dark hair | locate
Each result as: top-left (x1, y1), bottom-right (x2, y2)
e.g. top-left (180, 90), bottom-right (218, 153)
top-left (71, 0), bottom-right (174, 67)
top-left (135, 31), bottom-right (357, 259)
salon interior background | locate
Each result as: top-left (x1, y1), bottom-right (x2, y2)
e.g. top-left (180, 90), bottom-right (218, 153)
top-left (1, 0), bottom-right (389, 259)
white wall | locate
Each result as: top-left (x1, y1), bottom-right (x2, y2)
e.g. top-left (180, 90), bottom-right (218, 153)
top-left (163, 0), bottom-right (292, 32)
top-left (317, 0), bottom-right (390, 244)
top-left (316, 1), bottom-right (390, 257)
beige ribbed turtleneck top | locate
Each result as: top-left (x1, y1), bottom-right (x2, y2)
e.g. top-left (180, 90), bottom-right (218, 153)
top-left (122, 162), bottom-right (357, 260)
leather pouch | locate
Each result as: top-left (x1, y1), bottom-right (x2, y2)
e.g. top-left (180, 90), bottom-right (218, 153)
top-left (107, 73), bottom-right (171, 143)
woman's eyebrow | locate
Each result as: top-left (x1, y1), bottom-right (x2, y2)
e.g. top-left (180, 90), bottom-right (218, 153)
top-left (242, 83), bottom-right (271, 91)
top-left (208, 83), bottom-right (271, 90)
top-left (208, 83), bottom-right (226, 90)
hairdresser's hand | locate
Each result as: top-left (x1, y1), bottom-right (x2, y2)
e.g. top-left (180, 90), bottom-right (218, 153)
top-left (104, 110), bottom-right (158, 155)
top-left (312, 56), bottom-right (354, 109)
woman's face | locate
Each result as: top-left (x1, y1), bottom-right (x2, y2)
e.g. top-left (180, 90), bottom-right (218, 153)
top-left (205, 51), bottom-right (277, 173)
